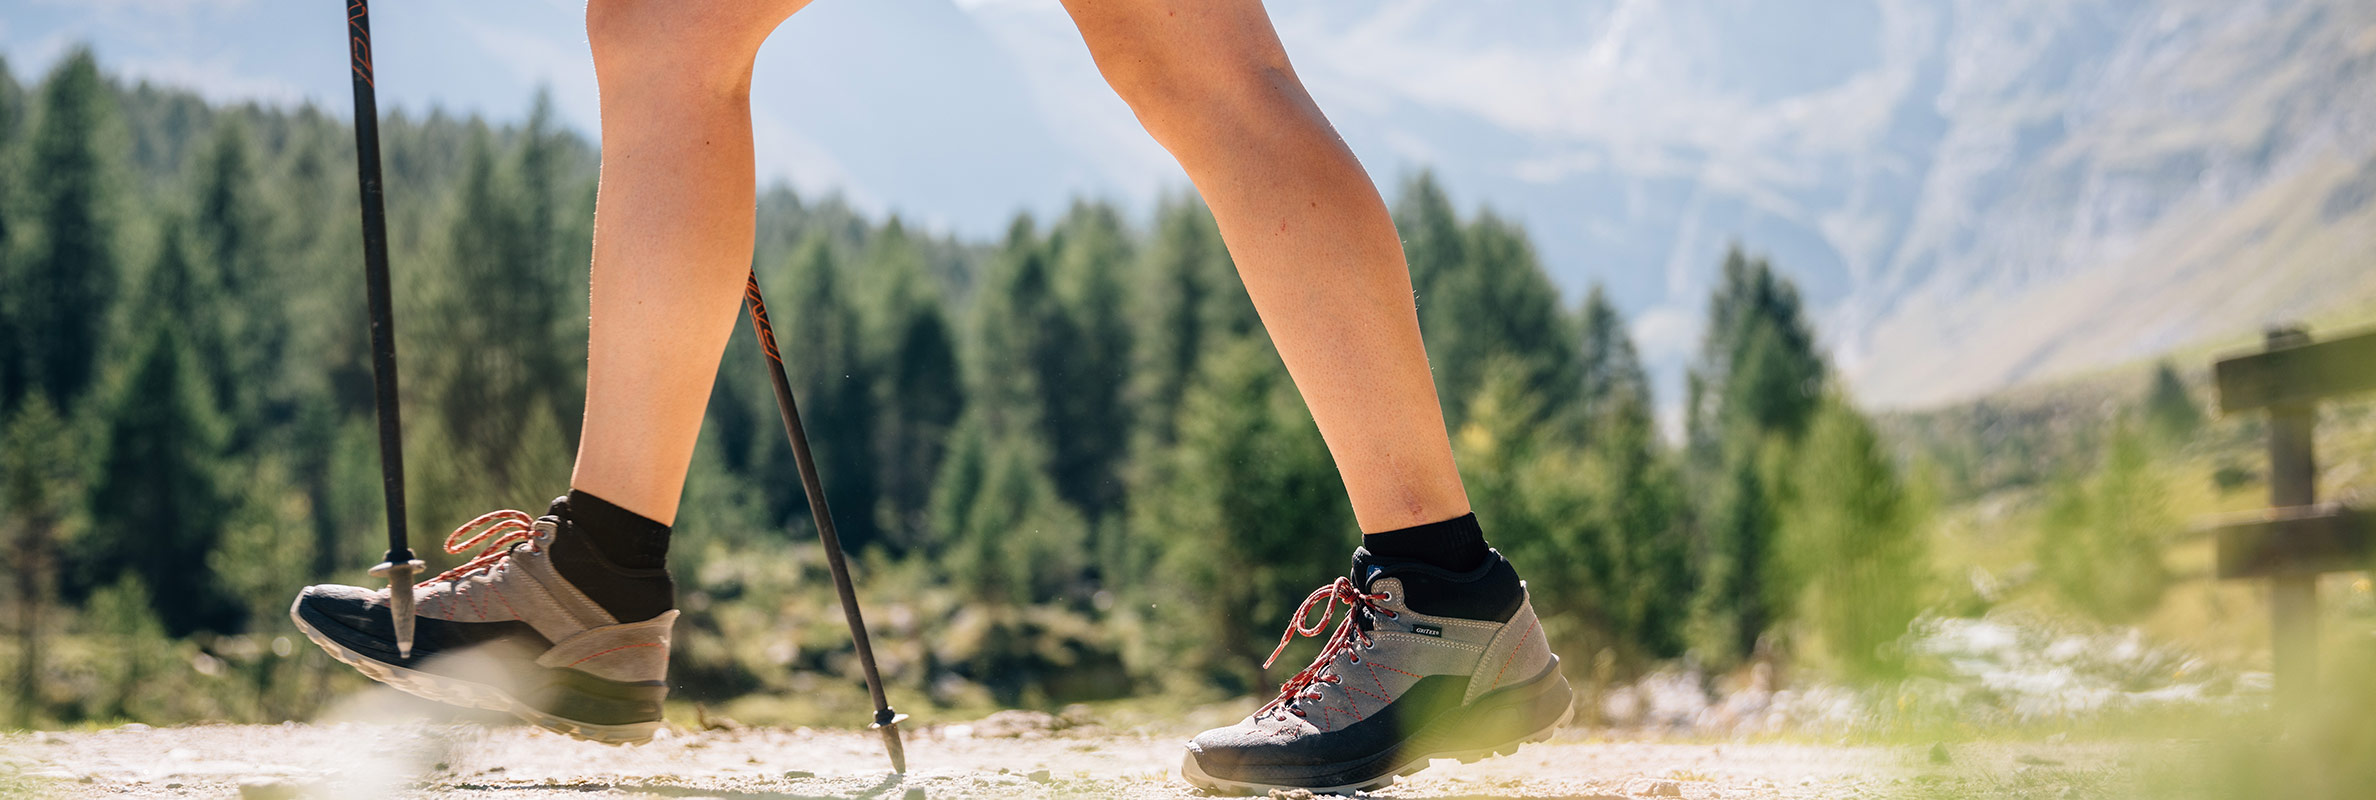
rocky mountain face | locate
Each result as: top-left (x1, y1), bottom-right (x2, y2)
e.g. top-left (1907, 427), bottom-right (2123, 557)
top-left (1236, 0), bottom-right (2376, 408)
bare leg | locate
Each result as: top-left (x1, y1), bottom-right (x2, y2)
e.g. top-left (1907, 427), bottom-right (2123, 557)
top-left (1060, 0), bottom-right (1470, 532)
top-left (572, 0), bottom-right (811, 524)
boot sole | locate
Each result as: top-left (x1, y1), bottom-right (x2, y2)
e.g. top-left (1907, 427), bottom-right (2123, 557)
top-left (290, 596), bottom-right (662, 745)
top-left (1180, 660), bottom-right (1576, 796)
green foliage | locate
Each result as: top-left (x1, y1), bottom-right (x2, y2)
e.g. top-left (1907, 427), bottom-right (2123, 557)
top-left (1687, 445), bottom-right (1778, 666)
top-left (1042, 202), bottom-right (1137, 519)
top-left (0, 51), bottom-right (1987, 726)
top-left (857, 220), bottom-right (963, 550)
top-left (1687, 244), bottom-right (1825, 452)
top-left (1571, 289), bottom-right (1690, 660)
top-left (774, 235), bottom-right (883, 549)
top-left (1130, 337), bottom-right (1350, 691)
top-left (77, 575), bottom-right (169, 721)
top-left (1777, 396), bottom-right (1927, 681)
top-left (81, 323), bottom-right (237, 637)
top-left (2036, 424), bottom-right (2172, 623)
top-left (1395, 173), bottom-right (1580, 433)
top-left (2143, 361), bottom-right (2202, 443)
top-left (186, 118), bottom-right (278, 435)
top-left (4, 396), bottom-right (78, 725)
top-left (4, 48), bottom-right (125, 411)
top-left (929, 416), bottom-right (1089, 608)
top-left (1682, 243), bottom-right (1828, 667)
top-left (1131, 195), bottom-right (1250, 445)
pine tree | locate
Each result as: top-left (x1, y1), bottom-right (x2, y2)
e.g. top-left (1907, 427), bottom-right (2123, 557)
top-left (1389, 178), bottom-right (1579, 432)
top-left (1686, 244), bottom-right (1825, 457)
top-left (1584, 386), bottom-right (1689, 661)
top-left (187, 118), bottom-right (276, 432)
top-left (1577, 285), bottom-right (1649, 432)
top-left (1688, 448), bottom-right (1775, 666)
top-left (928, 416), bottom-right (1087, 606)
top-left (82, 323), bottom-right (237, 637)
top-left (1778, 396), bottom-right (1925, 680)
top-left (511, 90), bottom-right (593, 434)
top-left (859, 219), bottom-right (963, 551)
top-left (0, 56), bottom-right (24, 407)
top-left (1572, 289), bottom-right (1688, 660)
top-left (6, 48), bottom-right (126, 411)
top-left (1133, 337), bottom-right (1350, 690)
top-left (1681, 243), bottom-right (1827, 666)
top-left (2144, 361), bottom-right (2202, 442)
top-left (776, 234), bottom-right (883, 550)
top-left (1131, 196), bottom-right (1251, 445)
top-left (1043, 202), bottom-right (1137, 519)
top-left (1392, 171), bottom-right (1465, 306)
top-left (415, 126), bottom-right (576, 505)
top-left (2037, 424), bottom-right (2171, 623)
top-left (4, 396), bottom-right (77, 725)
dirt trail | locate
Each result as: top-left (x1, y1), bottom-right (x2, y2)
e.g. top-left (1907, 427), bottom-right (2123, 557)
top-left (1, 716), bottom-right (2108, 799)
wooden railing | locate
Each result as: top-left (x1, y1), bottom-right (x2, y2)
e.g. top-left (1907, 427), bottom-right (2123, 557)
top-left (2207, 325), bottom-right (2376, 714)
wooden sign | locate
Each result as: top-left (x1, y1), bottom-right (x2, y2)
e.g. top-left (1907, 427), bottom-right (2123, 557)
top-left (2216, 326), bottom-right (2376, 413)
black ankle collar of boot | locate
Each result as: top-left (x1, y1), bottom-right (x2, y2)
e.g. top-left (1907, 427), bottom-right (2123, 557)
top-left (1351, 547), bottom-right (1524, 623)
top-left (545, 495), bottom-right (676, 623)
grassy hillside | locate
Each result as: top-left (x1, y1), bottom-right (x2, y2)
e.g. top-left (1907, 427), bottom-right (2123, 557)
top-left (1879, 327), bottom-right (2376, 670)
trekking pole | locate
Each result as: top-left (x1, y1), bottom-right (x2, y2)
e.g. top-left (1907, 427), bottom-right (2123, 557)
top-left (742, 270), bottom-right (909, 773)
top-left (345, 0), bottom-right (423, 658)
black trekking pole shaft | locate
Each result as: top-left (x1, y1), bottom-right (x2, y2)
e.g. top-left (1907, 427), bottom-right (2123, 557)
top-left (743, 271), bottom-right (907, 773)
top-left (346, 0), bottom-right (422, 656)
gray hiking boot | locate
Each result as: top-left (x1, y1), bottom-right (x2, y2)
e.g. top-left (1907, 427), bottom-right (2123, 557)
top-left (290, 496), bottom-right (676, 744)
top-left (1181, 549), bottom-right (1574, 795)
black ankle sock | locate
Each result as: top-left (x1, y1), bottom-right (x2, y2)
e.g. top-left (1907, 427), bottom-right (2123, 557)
top-left (547, 490), bottom-right (674, 623)
top-left (1362, 512), bottom-right (1489, 572)
top-left (564, 489), bottom-right (671, 569)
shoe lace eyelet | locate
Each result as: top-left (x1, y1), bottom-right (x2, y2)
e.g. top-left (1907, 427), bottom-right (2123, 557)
top-left (1292, 708), bottom-right (1307, 717)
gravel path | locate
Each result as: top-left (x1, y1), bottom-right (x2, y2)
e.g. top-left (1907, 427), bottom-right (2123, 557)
top-left (1, 715), bottom-right (2118, 799)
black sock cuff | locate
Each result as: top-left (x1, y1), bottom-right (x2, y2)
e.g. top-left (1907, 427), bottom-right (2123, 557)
top-left (564, 489), bottom-right (671, 571)
top-left (1362, 512), bottom-right (1489, 572)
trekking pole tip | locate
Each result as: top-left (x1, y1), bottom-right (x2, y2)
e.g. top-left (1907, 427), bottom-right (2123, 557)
top-left (872, 710), bottom-right (909, 774)
top-left (370, 555), bottom-right (426, 659)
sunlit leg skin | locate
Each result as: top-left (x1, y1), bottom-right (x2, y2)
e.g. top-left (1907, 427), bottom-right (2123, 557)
top-left (1059, 0), bottom-right (1470, 534)
top-left (288, 0), bottom-right (818, 748)
top-left (573, 0), bottom-right (813, 525)
top-left (1063, 2), bottom-right (1568, 793)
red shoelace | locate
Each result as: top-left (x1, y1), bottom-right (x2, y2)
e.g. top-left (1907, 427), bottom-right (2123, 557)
top-left (1258, 576), bottom-right (1398, 721)
top-left (420, 509), bottom-right (544, 586)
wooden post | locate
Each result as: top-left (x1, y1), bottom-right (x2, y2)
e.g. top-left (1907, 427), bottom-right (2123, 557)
top-left (2263, 327), bottom-right (2317, 717)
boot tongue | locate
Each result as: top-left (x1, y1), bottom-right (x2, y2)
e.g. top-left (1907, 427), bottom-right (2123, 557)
top-left (1349, 548), bottom-right (1389, 592)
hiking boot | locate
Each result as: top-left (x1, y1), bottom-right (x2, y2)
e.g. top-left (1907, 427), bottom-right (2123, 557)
top-left (1181, 548), bottom-right (1573, 795)
top-left (290, 496), bottom-right (676, 744)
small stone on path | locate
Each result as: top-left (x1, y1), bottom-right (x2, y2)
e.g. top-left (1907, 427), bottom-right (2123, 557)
top-left (1625, 777), bottom-right (1684, 796)
top-left (1027, 769), bottom-right (1052, 783)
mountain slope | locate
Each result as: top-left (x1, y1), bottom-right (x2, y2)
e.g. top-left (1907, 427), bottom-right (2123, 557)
top-left (7, 0), bottom-right (2370, 410)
